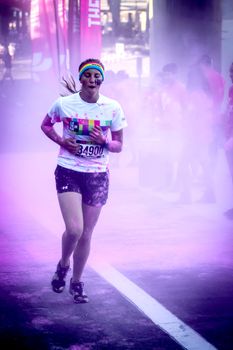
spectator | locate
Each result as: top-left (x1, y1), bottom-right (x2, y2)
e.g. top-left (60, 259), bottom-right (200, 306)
top-left (223, 62), bottom-right (233, 219)
top-left (1, 46), bottom-right (13, 82)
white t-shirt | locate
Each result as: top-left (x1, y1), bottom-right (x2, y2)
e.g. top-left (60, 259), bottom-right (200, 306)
top-left (47, 92), bottom-right (127, 172)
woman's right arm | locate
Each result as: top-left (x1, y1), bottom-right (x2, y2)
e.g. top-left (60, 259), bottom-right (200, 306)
top-left (41, 114), bottom-right (64, 146)
top-left (41, 114), bottom-right (79, 154)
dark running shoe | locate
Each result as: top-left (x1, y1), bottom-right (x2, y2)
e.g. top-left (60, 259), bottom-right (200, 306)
top-left (51, 261), bottom-right (70, 293)
top-left (69, 279), bottom-right (89, 304)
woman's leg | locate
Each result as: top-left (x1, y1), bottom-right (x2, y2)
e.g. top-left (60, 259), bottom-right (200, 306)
top-left (57, 192), bottom-right (83, 267)
top-left (51, 191), bottom-right (83, 293)
top-left (72, 203), bottom-right (102, 282)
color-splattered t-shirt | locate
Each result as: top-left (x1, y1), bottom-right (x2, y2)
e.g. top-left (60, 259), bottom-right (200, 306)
top-left (47, 92), bottom-right (127, 172)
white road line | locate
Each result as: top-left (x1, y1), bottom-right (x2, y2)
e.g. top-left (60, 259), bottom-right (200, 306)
top-left (89, 259), bottom-right (218, 350)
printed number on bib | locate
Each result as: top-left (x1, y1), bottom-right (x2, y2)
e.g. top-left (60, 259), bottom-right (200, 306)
top-left (76, 144), bottom-right (104, 158)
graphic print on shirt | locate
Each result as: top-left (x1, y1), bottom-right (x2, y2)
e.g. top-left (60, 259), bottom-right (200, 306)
top-left (65, 117), bottom-right (111, 159)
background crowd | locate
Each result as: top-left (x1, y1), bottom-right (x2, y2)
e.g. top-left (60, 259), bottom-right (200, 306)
top-left (101, 55), bottom-right (233, 219)
top-left (1, 49), bottom-right (233, 219)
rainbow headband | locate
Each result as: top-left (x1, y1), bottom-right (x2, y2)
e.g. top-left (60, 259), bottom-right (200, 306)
top-left (79, 63), bottom-right (104, 81)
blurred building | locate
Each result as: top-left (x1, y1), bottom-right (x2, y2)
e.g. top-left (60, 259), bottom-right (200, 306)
top-left (0, 1), bottom-right (233, 82)
top-left (0, 0), bottom-right (30, 56)
top-left (101, 1), bottom-right (149, 51)
top-left (150, 0), bottom-right (233, 82)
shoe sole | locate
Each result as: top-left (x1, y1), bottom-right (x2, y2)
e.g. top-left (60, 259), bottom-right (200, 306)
top-left (52, 285), bottom-right (65, 293)
top-left (69, 289), bottom-right (89, 303)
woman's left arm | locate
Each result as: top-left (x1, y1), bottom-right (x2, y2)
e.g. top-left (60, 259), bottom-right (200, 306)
top-left (107, 129), bottom-right (123, 153)
top-left (89, 126), bottom-right (124, 153)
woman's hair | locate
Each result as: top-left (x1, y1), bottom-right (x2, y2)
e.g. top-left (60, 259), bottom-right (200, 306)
top-left (61, 58), bottom-right (104, 96)
top-left (78, 58), bottom-right (104, 74)
top-left (61, 74), bottom-right (78, 95)
top-left (79, 58), bottom-right (105, 81)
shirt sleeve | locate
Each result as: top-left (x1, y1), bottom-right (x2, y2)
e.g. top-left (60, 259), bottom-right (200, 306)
top-left (111, 102), bottom-right (128, 131)
top-left (47, 97), bottom-right (62, 123)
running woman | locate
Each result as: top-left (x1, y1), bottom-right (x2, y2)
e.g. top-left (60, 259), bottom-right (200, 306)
top-left (41, 58), bottom-right (127, 303)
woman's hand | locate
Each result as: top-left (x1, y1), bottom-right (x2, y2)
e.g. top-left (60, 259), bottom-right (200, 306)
top-left (41, 115), bottom-right (80, 154)
top-left (62, 137), bottom-right (80, 154)
top-left (89, 126), bottom-right (106, 145)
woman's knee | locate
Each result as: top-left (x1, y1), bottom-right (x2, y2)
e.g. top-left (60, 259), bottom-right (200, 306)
top-left (79, 231), bottom-right (93, 245)
top-left (65, 223), bottom-right (83, 240)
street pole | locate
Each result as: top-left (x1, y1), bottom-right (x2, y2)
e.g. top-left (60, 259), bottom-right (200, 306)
top-left (53, 0), bottom-right (61, 80)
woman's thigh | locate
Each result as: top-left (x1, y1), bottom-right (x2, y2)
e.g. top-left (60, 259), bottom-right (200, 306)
top-left (58, 192), bottom-right (83, 234)
top-left (82, 203), bottom-right (102, 238)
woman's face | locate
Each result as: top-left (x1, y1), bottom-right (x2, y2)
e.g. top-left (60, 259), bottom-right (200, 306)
top-left (80, 68), bottom-right (103, 94)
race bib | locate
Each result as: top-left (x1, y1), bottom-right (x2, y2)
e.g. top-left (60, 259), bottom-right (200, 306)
top-left (76, 144), bottom-right (104, 158)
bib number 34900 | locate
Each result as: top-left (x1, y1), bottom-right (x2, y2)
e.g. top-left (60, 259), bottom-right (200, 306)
top-left (76, 144), bottom-right (104, 158)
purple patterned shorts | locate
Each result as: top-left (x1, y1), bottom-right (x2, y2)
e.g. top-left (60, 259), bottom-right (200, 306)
top-left (54, 165), bottom-right (109, 207)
